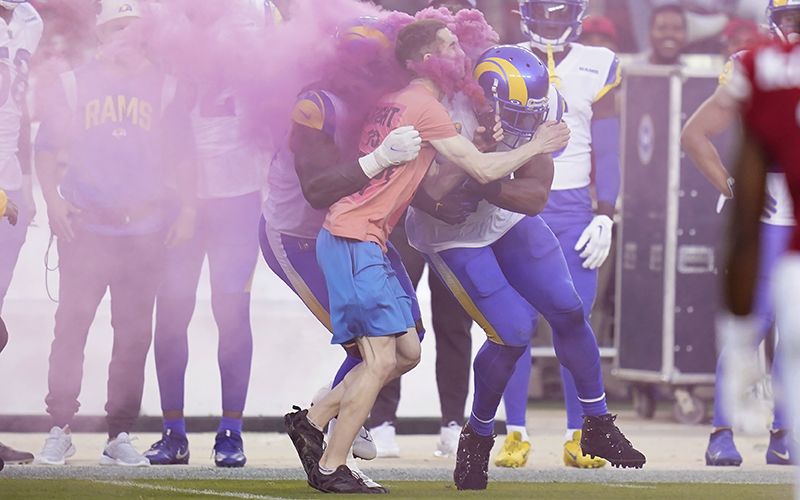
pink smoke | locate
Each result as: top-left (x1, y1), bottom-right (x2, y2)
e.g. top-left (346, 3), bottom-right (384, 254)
top-left (409, 7), bottom-right (497, 105)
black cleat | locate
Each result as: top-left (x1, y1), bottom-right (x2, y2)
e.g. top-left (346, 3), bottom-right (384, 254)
top-left (581, 414), bottom-right (646, 469)
top-left (284, 406), bottom-right (324, 477)
top-left (453, 423), bottom-right (495, 490)
top-left (308, 464), bottom-right (388, 494)
top-left (0, 442), bottom-right (33, 465)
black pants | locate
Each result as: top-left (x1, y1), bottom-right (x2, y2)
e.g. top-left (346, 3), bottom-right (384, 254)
top-left (370, 221), bottom-right (474, 428)
top-left (45, 226), bottom-right (165, 438)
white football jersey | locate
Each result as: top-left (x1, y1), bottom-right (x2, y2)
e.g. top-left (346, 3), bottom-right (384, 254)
top-left (405, 92), bottom-right (525, 254)
top-left (0, 3), bottom-right (42, 190)
top-left (191, 87), bottom-right (263, 199)
top-left (518, 42), bottom-right (620, 191)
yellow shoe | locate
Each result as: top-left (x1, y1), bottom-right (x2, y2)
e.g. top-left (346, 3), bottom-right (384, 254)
top-left (564, 430), bottom-right (606, 468)
top-left (493, 431), bottom-right (530, 468)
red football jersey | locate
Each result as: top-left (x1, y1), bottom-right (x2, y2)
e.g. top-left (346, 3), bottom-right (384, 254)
top-left (738, 42), bottom-right (800, 251)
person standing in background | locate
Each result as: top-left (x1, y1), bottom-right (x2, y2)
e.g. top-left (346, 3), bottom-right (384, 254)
top-left (33, 0), bottom-right (196, 467)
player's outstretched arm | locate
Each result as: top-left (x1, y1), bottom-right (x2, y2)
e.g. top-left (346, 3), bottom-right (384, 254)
top-left (293, 125), bottom-right (421, 210)
top-left (429, 120), bottom-right (569, 184)
top-left (469, 153), bottom-right (554, 217)
top-left (681, 85), bottom-right (739, 197)
top-left (724, 128), bottom-right (768, 316)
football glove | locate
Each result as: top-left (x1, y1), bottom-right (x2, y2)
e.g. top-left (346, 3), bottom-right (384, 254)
top-left (574, 215), bottom-right (613, 270)
top-left (359, 125), bottom-right (422, 178)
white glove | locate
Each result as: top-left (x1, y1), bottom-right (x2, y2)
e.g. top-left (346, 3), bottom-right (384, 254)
top-left (358, 125), bottom-right (422, 178)
top-left (574, 215), bottom-right (613, 270)
top-left (716, 177), bottom-right (735, 214)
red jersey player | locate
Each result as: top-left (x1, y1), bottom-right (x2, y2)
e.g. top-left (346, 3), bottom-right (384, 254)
top-left (722, 37), bottom-right (800, 488)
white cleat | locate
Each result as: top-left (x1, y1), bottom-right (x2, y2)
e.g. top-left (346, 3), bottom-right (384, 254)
top-left (326, 418), bottom-right (377, 460)
top-left (99, 432), bottom-right (150, 467)
top-left (33, 426), bottom-right (76, 466)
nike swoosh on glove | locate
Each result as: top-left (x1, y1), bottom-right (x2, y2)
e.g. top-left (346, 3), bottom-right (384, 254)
top-left (574, 215), bottom-right (613, 270)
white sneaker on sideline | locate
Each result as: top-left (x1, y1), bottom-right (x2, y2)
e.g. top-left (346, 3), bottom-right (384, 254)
top-left (326, 418), bottom-right (377, 461)
top-left (433, 421), bottom-right (461, 458)
top-left (99, 432), bottom-right (150, 466)
top-left (370, 421), bottom-right (400, 458)
top-left (34, 425), bottom-right (76, 465)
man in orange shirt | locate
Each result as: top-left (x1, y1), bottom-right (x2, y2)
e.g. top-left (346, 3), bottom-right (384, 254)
top-left (308, 18), bottom-right (569, 494)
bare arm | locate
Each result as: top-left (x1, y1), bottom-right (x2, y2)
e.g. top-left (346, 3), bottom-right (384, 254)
top-left (421, 115), bottom-right (504, 200)
top-left (429, 120), bottom-right (569, 185)
top-left (482, 153), bottom-right (554, 217)
top-left (681, 85), bottom-right (739, 197)
top-left (291, 124), bottom-right (369, 210)
top-left (724, 129), bottom-right (768, 316)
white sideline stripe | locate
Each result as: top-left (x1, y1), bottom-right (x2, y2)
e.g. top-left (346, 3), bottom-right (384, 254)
top-left (92, 479), bottom-right (307, 500)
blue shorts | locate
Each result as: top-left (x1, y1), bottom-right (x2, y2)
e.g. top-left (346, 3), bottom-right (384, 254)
top-left (316, 228), bottom-right (416, 345)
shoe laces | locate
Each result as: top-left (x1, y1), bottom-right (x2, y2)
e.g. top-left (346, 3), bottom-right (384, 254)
top-left (594, 415), bottom-right (631, 445)
top-left (42, 433), bottom-right (71, 455)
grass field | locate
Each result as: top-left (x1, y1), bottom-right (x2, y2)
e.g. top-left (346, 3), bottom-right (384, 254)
top-left (0, 479), bottom-right (793, 500)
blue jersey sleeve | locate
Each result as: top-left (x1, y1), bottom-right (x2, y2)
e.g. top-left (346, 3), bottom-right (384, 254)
top-left (591, 117), bottom-right (620, 206)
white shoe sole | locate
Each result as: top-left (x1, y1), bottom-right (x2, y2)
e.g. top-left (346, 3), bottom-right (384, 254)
top-left (34, 444), bottom-right (76, 466)
top-left (99, 454), bottom-right (150, 466)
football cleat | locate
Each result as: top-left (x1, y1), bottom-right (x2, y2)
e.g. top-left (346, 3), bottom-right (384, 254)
top-left (580, 414), bottom-right (646, 469)
top-left (766, 429), bottom-right (795, 465)
top-left (454, 423), bottom-right (495, 490)
top-left (143, 429), bottom-right (190, 465)
top-left (328, 417), bottom-right (377, 460)
top-left (285, 406), bottom-right (325, 476)
top-left (493, 431), bottom-right (530, 468)
top-left (213, 430), bottom-right (246, 468)
top-left (308, 464), bottom-right (387, 494)
top-left (564, 430), bottom-right (606, 468)
top-left (705, 428), bottom-right (742, 466)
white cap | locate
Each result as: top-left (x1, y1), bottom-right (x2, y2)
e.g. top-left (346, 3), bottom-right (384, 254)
top-left (96, 0), bottom-right (142, 27)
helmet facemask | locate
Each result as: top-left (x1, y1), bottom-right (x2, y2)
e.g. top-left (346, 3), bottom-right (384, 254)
top-left (491, 86), bottom-right (548, 149)
top-left (518, 0), bottom-right (587, 52)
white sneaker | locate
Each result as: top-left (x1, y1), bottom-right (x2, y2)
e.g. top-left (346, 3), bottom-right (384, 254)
top-left (370, 421), bottom-right (400, 458)
top-left (99, 432), bottom-right (150, 466)
top-left (34, 426), bottom-right (76, 465)
top-left (325, 418), bottom-right (377, 461)
top-left (433, 421), bottom-right (461, 458)
top-left (347, 453), bottom-right (385, 489)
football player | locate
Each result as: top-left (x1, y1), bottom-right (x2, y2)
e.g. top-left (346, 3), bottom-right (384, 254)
top-left (717, 27), bottom-right (800, 497)
top-left (497, 0), bottom-right (622, 469)
top-left (407, 45), bottom-right (643, 490)
top-left (680, 0), bottom-right (797, 467)
top-left (143, 0), bottom-right (275, 469)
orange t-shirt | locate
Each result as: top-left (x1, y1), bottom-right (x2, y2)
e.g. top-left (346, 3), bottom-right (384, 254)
top-left (323, 83), bottom-right (458, 251)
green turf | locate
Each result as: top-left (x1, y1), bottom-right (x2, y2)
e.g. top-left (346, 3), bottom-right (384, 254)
top-left (0, 479), bottom-right (792, 500)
